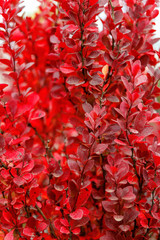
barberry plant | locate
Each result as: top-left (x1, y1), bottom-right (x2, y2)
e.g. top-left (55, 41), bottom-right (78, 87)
top-left (0, 0), bottom-right (160, 239)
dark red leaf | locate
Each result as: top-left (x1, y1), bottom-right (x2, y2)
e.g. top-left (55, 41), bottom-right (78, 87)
top-left (100, 231), bottom-right (116, 240)
top-left (90, 74), bottom-right (103, 86)
top-left (94, 143), bottom-right (108, 154)
top-left (66, 76), bottom-right (85, 86)
top-left (68, 160), bottom-right (80, 172)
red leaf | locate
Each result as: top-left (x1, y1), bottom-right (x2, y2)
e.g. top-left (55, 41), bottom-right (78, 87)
top-left (54, 219), bottom-right (62, 230)
top-left (65, 38), bottom-right (75, 48)
top-left (105, 218), bottom-right (118, 231)
top-left (122, 187), bottom-right (136, 201)
top-left (30, 110), bottom-right (46, 121)
top-left (60, 226), bottom-right (70, 234)
top-left (100, 231), bottom-right (116, 240)
top-left (102, 36), bottom-right (111, 49)
top-left (60, 64), bottom-right (75, 74)
top-left (121, 76), bottom-right (132, 92)
top-left (23, 62), bottom-right (34, 71)
top-left (23, 227), bottom-right (35, 236)
top-left (132, 60), bottom-right (141, 77)
top-left (102, 201), bottom-right (116, 212)
top-left (4, 229), bottom-right (14, 240)
top-left (113, 215), bottom-right (124, 221)
top-left (5, 148), bottom-right (25, 162)
top-left (135, 75), bottom-right (147, 87)
top-left (68, 160), bottom-right (80, 172)
top-left (114, 139), bottom-right (126, 146)
top-left (147, 180), bottom-right (157, 190)
top-left (0, 84), bottom-right (8, 90)
top-left (50, 35), bottom-right (60, 44)
top-left (153, 154), bottom-right (160, 167)
top-left (36, 222), bottom-right (48, 232)
top-left (32, 164), bottom-right (45, 174)
top-left (15, 45), bottom-right (25, 58)
top-left (120, 102), bottom-right (130, 118)
top-left (21, 160), bottom-right (34, 174)
top-left (149, 117), bottom-right (160, 123)
top-left (119, 225), bottom-right (130, 232)
top-left (139, 126), bottom-right (153, 139)
top-left (106, 95), bottom-right (119, 103)
top-left (86, 32), bottom-right (99, 43)
top-left (72, 216), bottom-right (89, 228)
top-left (84, 18), bottom-right (95, 28)
top-left (82, 102), bottom-right (92, 113)
top-left (69, 11), bottom-right (78, 24)
top-left (80, 207), bottom-right (89, 216)
top-left (151, 9), bottom-right (159, 19)
top-left (68, 180), bottom-right (79, 198)
top-left (60, 218), bottom-right (69, 227)
top-left (23, 173), bottom-right (33, 181)
top-left (3, 210), bottom-right (14, 225)
top-left (139, 213), bottom-right (148, 228)
top-left (76, 185), bottom-right (91, 208)
top-left (27, 92), bottom-right (39, 106)
top-left (104, 52), bottom-right (113, 66)
top-left (114, 10), bottom-right (123, 24)
top-left (94, 143), bottom-right (108, 154)
top-left (66, 76), bottom-right (85, 86)
top-left (88, 50), bottom-right (100, 58)
top-left (90, 74), bottom-right (103, 86)
top-left (83, 160), bottom-right (94, 174)
top-left (9, 136), bottom-right (30, 146)
top-left (0, 23), bottom-right (5, 29)
top-left (70, 209), bottom-right (83, 220)
top-left (72, 228), bottom-right (81, 235)
top-left (13, 176), bottom-right (25, 186)
top-left (0, 59), bottom-right (11, 67)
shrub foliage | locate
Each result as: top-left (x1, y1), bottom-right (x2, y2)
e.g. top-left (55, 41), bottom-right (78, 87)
top-left (0, 0), bottom-right (160, 239)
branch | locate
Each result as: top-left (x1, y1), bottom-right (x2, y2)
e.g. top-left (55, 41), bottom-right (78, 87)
top-left (35, 204), bottom-right (58, 239)
top-left (0, 160), bottom-right (8, 169)
top-left (109, 0), bottom-right (115, 20)
top-left (28, 123), bottom-right (53, 158)
top-left (144, 189), bottom-right (155, 237)
top-left (125, 106), bottom-right (143, 198)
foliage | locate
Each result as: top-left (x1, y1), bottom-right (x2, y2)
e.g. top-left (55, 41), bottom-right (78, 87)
top-left (0, 0), bottom-right (160, 239)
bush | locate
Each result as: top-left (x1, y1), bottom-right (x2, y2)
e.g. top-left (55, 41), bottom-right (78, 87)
top-left (0, 0), bottom-right (160, 239)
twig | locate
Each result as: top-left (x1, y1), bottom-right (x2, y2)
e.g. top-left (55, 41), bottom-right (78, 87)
top-left (35, 204), bottom-right (58, 239)
top-left (28, 123), bottom-right (53, 158)
top-left (109, 0), bottom-right (115, 20)
top-left (0, 160), bottom-right (8, 169)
